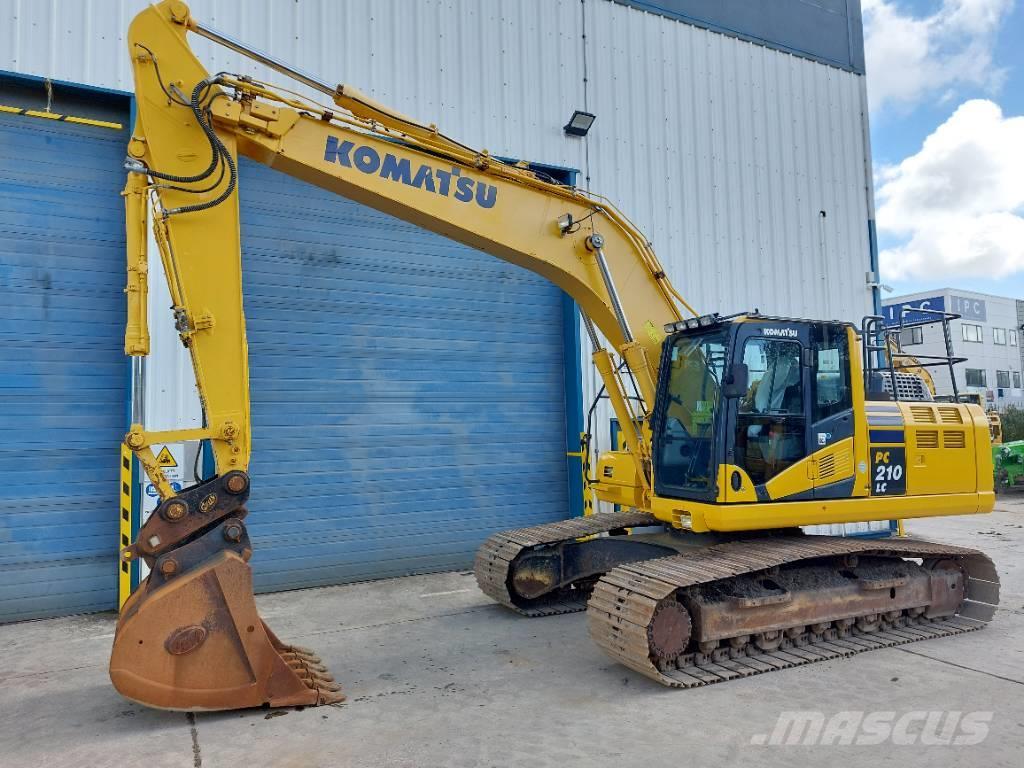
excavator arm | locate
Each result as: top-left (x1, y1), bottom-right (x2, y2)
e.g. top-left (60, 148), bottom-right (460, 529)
top-left (112, 0), bottom-right (692, 710)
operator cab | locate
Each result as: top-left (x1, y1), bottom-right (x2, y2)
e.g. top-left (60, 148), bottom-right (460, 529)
top-left (652, 313), bottom-right (854, 503)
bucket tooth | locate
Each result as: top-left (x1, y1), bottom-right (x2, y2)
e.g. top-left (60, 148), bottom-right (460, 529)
top-left (314, 688), bottom-right (346, 705)
top-left (282, 652), bottom-right (326, 669)
top-left (269, 638), bottom-right (319, 658)
top-left (287, 660), bottom-right (329, 677)
top-left (293, 669), bottom-right (338, 688)
top-left (263, 624), bottom-right (326, 664)
top-left (285, 656), bottom-right (324, 670)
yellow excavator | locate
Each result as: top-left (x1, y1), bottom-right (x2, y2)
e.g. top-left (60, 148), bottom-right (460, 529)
top-left (112, 1), bottom-right (999, 710)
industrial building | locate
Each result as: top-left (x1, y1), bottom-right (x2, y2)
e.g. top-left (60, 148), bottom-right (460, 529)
top-left (883, 289), bottom-right (1024, 409)
top-left (0, 0), bottom-right (880, 623)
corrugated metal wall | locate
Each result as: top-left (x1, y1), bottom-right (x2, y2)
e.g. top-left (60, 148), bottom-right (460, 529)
top-left (237, 159), bottom-right (570, 590)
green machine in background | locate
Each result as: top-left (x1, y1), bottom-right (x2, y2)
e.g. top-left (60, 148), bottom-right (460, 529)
top-left (994, 441), bottom-right (1024, 492)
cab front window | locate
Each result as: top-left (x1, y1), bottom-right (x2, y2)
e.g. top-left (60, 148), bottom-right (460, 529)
top-left (655, 328), bottom-right (729, 494)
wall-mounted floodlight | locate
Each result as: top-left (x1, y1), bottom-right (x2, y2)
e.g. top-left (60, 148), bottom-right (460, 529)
top-left (563, 110), bottom-right (596, 137)
top-left (865, 271), bottom-right (894, 293)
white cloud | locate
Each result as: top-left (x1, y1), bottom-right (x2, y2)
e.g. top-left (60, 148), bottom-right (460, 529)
top-left (877, 99), bottom-right (1024, 280)
top-left (863, 0), bottom-right (1012, 112)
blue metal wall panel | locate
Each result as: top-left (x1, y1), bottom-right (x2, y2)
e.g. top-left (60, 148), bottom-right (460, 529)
top-left (0, 112), bottom-right (127, 621)
top-left (238, 159), bottom-right (571, 592)
top-left (609, 0), bottom-right (866, 73)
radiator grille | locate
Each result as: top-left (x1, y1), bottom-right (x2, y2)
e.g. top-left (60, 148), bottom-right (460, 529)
top-left (879, 372), bottom-right (933, 402)
top-left (944, 431), bottom-right (966, 449)
top-left (916, 430), bottom-right (939, 448)
top-left (938, 406), bottom-right (964, 424)
top-left (909, 405), bottom-right (937, 423)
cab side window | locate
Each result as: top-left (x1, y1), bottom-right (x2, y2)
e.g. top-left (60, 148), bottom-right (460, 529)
top-left (812, 325), bottom-right (852, 422)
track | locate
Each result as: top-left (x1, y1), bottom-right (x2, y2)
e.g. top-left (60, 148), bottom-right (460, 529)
top-left (587, 536), bottom-right (999, 687)
top-left (473, 511), bottom-right (659, 616)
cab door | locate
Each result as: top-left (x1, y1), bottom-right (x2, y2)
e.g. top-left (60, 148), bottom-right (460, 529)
top-left (725, 322), bottom-right (812, 501)
top-left (808, 323), bottom-right (857, 499)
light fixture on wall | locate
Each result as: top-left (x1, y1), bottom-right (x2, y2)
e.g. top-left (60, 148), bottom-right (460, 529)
top-left (865, 271), bottom-right (894, 293)
top-left (563, 110), bottom-right (596, 137)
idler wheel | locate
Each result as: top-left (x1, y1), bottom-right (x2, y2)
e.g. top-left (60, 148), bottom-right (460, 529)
top-left (647, 599), bottom-right (692, 664)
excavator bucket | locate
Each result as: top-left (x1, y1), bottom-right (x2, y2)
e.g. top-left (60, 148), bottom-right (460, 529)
top-left (109, 471), bottom-right (343, 710)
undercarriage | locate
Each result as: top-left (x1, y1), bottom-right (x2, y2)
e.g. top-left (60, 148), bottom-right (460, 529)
top-left (474, 513), bottom-right (999, 687)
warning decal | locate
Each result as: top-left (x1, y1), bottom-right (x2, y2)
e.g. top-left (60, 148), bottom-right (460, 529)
top-left (156, 446), bottom-right (178, 468)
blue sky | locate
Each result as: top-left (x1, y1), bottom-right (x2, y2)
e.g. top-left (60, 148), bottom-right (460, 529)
top-left (864, 0), bottom-right (1024, 299)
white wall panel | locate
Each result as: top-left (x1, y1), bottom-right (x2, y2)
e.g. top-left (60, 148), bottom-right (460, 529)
top-left (2, 0), bottom-right (876, 516)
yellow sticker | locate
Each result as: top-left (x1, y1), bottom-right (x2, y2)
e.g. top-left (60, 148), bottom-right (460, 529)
top-left (155, 446), bottom-right (178, 468)
top-left (644, 320), bottom-right (663, 345)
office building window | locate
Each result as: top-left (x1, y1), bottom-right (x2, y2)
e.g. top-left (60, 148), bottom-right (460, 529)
top-left (997, 370), bottom-right (1010, 388)
top-left (994, 328), bottom-right (1006, 345)
top-left (962, 323), bottom-right (983, 343)
top-left (1011, 330), bottom-right (1019, 346)
top-left (1014, 371), bottom-right (1022, 389)
top-left (899, 327), bottom-right (923, 346)
top-left (965, 369), bottom-right (986, 387)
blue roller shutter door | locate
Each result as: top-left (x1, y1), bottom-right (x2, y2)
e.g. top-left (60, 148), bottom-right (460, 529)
top-left (239, 159), bottom-right (570, 591)
top-left (0, 112), bottom-right (127, 621)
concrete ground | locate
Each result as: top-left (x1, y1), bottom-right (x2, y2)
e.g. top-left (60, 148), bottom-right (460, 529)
top-left (2, 504), bottom-right (1023, 768)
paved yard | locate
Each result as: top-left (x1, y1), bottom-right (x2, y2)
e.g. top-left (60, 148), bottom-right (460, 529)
top-left (2, 502), bottom-right (1023, 767)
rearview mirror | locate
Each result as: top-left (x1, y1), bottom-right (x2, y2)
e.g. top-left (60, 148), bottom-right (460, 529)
top-left (722, 363), bottom-right (749, 398)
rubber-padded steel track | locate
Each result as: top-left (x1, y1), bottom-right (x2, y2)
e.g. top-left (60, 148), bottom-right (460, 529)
top-left (474, 511), bottom-right (659, 616)
top-left (588, 535), bottom-right (999, 687)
